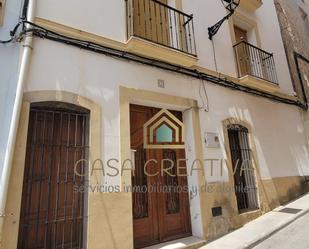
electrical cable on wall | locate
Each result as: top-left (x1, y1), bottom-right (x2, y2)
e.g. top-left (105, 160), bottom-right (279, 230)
top-left (211, 39), bottom-right (218, 72)
top-left (0, 22), bottom-right (22, 44)
top-left (198, 78), bottom-right (210, 112)
top-left (182, 78), bottom-right (210, 114)
top-left (0, 20), bottom-right (307, 110)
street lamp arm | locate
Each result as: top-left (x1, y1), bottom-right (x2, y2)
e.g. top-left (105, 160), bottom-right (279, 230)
top-left (208, 10), bottom-right (234, 40)
top-left (208, 0), bottom-right (240, 40)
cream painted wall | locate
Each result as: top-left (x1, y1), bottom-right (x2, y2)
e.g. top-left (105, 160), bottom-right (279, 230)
top-left (25, 38), bottom-right (309, 186)
top-left (36, 0), bottom-right (127, 43)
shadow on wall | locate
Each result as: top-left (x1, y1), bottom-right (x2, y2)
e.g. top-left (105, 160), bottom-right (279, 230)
top-left (206, 191), bottom-right (237, 240)
top-left (274, 177), bottom-right (309, 205)
top-left (224, 104), bottom-right (309, 208)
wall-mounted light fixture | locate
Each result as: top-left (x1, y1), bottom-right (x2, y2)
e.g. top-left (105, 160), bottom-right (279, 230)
top-left (208, 0), bottom-right (240, 40)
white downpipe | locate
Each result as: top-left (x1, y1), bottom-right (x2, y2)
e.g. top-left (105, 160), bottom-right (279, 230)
top-left (0, 0), bottom-right (36, 239)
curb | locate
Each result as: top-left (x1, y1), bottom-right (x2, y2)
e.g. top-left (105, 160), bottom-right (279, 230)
top-left (243, 207), bottom-right (309, 249)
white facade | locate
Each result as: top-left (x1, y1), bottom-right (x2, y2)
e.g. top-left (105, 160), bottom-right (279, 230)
top-left (26, 37), bottom-right (309, 182)
top-left (35, 0), bottom-right (294, 93)
top-left (22, 0), bottom-right (309, 181)
top-left (1, 0), bottom-right (309, 248)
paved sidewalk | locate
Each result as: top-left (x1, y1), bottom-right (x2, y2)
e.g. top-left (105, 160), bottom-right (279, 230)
top-left (253, 212), bottom-right (309, 249)
top-left (200, 193), bottom-right (309, 249)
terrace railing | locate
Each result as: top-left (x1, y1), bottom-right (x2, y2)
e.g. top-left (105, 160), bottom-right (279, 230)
top-left (126, 0), bottom-right (197, 56)
top-left (233, 41), bottom-right (278, 84)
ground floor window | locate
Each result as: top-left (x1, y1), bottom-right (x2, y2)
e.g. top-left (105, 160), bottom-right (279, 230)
top-left (227, 124), bottom-right (259, 212)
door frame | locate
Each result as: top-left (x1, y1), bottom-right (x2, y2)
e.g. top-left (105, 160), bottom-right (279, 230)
top-left (119, 86), bottom-right (207, 245)
top-left (130, 105), bottom-right (192, 248)
top-left (2, 88), bottom-right (208, 248)
top-left (1, 90), bottom-right (101, 249)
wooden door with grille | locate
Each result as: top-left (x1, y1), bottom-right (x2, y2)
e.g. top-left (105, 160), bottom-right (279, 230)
top-left (130, 104), bottom-right (191, 249)
top-left (17, 103), bottom-right (89, 249)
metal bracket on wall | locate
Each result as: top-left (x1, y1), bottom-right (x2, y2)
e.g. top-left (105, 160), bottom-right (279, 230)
top-left (208, 0), bottom-right (240, 40)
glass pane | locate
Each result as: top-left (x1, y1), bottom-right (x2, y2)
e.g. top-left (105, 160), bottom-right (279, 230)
top-left (156, 124), bottom-right (173, 143)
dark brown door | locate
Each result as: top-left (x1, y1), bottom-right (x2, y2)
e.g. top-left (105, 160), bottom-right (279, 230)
top-left (130, 105), bottom-right (191, 249)
top-left (18, 103), bottom-right (89, 249)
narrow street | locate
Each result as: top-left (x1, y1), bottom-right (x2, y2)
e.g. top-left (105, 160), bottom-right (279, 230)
top-left (253, 213), bottom-right (309, 249)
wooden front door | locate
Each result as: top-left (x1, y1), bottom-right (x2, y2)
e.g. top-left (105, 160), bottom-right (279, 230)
top-left (130, 104), bottom-right (191, 249)
top-left (17, 103), bottom-right (89, 249)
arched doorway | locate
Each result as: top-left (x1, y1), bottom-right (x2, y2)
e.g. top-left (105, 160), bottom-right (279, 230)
top-left (17, 102), bottom-right (89, 249)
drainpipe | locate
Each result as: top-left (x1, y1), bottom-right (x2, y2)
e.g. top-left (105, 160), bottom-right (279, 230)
top-left (0, 0), bottom-right (35, 240)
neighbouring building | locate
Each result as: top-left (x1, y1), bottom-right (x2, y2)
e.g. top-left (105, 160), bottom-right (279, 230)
top-left (274, 0), bottom-right (309, 149)
top-left (1, 0), bottom-right (309, 248)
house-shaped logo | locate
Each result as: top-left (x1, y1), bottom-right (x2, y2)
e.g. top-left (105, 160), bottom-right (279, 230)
top-left (143, 109), bottom-right (185, 149)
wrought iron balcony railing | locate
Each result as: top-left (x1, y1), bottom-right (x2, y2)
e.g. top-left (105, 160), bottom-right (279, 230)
top-left (233, 41), bottom-right (278, 84)
top-left (126, 0), bottom-right (197, 56)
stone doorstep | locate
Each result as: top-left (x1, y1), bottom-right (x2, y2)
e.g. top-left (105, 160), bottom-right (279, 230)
top-left (142, 236), bottom-right (206, 249)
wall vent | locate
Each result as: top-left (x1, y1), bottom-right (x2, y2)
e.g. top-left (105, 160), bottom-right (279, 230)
top-left (212, 206), bottom-right (222, 217)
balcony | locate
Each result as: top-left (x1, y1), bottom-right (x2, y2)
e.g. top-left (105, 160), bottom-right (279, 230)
top-left (125, 0), bottom-right (197, 66)
top-left (233, 41), bottom-right (279, 92)
top-left (240, 0), bottom-right (263, 12)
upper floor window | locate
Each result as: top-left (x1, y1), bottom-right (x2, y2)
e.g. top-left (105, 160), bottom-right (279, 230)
top-left (126, 0), bottom-right (196, 55)
top-left (232, 18), bottom-right (279, 84)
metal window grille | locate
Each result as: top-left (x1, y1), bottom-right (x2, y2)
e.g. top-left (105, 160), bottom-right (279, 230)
top-left (227, 124), bottom-right (259, 212)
